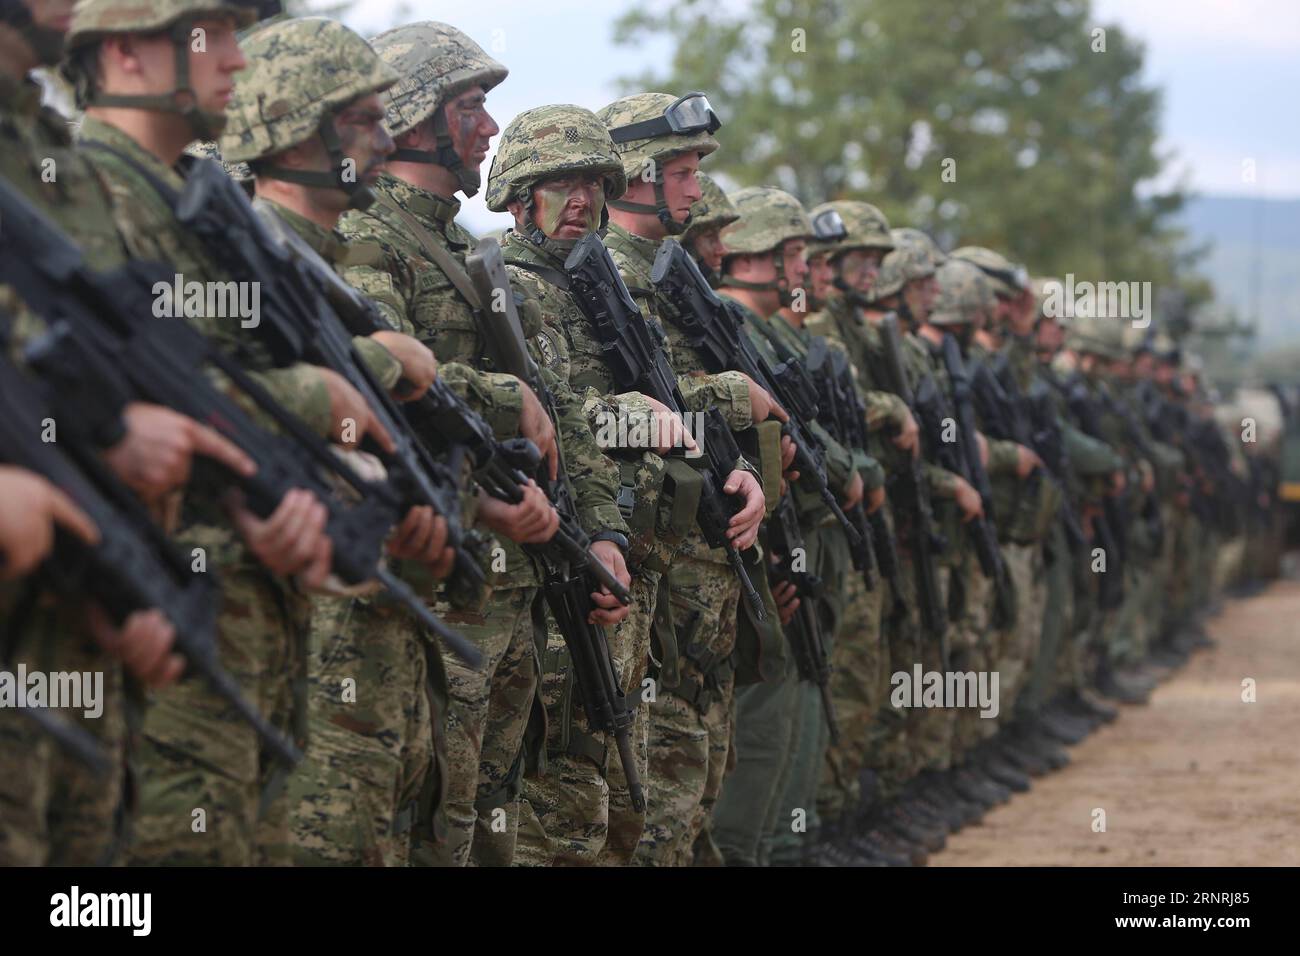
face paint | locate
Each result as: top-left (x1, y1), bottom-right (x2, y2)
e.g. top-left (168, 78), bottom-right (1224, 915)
top-left (535, 176), bottom-right (604, 238)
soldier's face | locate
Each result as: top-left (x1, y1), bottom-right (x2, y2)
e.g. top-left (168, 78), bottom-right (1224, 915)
top-left (1037, 317), bottom-right (1064, 359)
top-left (334, 93), bottom-right (395, 185)
top-left (531, 172), bottom-right (606, 239)
top-left (26, 0), bottom-right (73, 31)
top-left (689, 226), bottom-right (727, 273)
top-left (808, 252), bottom-right (834, 303)
top-left (781, 239), bottom-right (809, 292)
top-left (1005, 291), bottom-right (1036, 337)
top-left (183, 17), bottom-right (246, 113)
top-left (659, 151), bottom-right (703, 223)
top-left (444, 86), bottom-right (498, 173)
top-left (1133, 353), bottom-right (1155, 379)
top-left (837, 248), bottom-right (882, 295)
top-left (904, 274), bottom-right (937, 322)
top-left (1155, 362), bottom-right (1175, 386)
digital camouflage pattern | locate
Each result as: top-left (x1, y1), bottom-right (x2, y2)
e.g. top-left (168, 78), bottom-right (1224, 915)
top-left (929, 258), bottom-right (996, 326)
top-left (808, 199), bottom-right (894, 258)
top-left (220, 17), bottom-right (398, 164)
top-left (874, 235), bottom-right (940, 302)
top-left (950, 245), bottom-right (1027, 298)
top-left (485, 104), bottom-right (626, 213)
top-left (65, 0), bottom-right (259, 50)
top-left (372, 21), bottom-right (507, 138)
top-left (595, 92), bottom-right (719, 183)
top-left (719, 186), bottom-right (813, 255)
top-left (684, 171), bottom-right (740, 240)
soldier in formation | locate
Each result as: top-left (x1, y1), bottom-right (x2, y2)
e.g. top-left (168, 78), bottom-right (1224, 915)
top-left (0, 0), bottom-right (1282, 867)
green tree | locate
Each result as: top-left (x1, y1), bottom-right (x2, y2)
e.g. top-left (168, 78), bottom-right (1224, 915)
top-left (613, 0), bottom-right (1208, 302)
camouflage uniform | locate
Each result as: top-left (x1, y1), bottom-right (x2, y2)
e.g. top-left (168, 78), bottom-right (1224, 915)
top-left (597, 94), bottom-right (763, 866)
top-left (62, 0), bottom-right (352, 866)
top-left (0, 25), bottom-right (136, 864)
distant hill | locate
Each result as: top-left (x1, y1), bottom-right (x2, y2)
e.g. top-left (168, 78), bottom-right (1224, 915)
top-left (1176, 195), bottom-right (1300, 349)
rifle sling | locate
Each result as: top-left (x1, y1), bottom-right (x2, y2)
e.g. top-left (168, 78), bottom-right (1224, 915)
top-left (373, 192), bottom-right (484, 311)
top-left (503, 256), bottom-right (570, 292)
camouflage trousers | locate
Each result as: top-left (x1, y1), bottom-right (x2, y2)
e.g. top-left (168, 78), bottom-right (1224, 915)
top-left (514, 568), bottom-right (659, 866)
top-left (0, 608), bottom-right (127, 866)
top-left (423, 585), bottom-right (539, 867)
top-left (996, 541), bottom-right (1045, 721)
top-left (286, 596), bottom-right (438, 866)
top-left (900, 560), bottom-right (960, 777)
top-left (817, 562), bottom-right (887, 825)
top-left (949, 553), bottom-right (1001, 759)
top-left (127, 569), bottom-right (309, 866)
top-left (1019, 523), bottom-right (1075, 713)
top-left (634, 553), bottom-right (739, 866)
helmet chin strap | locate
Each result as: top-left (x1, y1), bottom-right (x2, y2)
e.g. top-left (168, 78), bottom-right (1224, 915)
top-left (720, 248), bottom-right (792, 304)
top-left (81, 18), bottom-right (227, 140)
top-left (609, 164), bottom-right (690, 235)
top-left (389, 110), bottom-right (481, 196)
top-left (1, 0), bottom-right (65, 65)
top-left (256, 112), bottom-right (377, 211)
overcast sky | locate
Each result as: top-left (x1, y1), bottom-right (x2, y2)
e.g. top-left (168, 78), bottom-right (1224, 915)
top-left (329, 0), bottom-right (1300, 234)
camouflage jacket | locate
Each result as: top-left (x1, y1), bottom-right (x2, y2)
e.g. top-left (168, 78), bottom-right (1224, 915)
top-left (338, 172), bottom-right (525, 440)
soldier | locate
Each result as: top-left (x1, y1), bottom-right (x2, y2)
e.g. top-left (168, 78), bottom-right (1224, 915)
top-left (484, 104), bottom-right (679, 866)
top-left (62, 0), bottom-right (400, 865)
top-left (215, 15), bottom-right (470, 866)
top-left (0, 0), bottom-right (292, 866)
top-left (681, 171), bottom-right (738, 288)
top-left (342, 24), bottom-right (631, 867)
top-left (706, 187), bottom-right (872, 867)
top-left (595, 91), bottom-right (771, 866)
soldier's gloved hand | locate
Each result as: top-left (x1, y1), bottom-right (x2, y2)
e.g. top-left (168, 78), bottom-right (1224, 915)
top-left (1015, 444), bottom-right (1043, 479)
top-left (86, 605), bottom-right (185, 689)
top-left (723, 469), bottom-right (765, 551)
top-left (641, 395), bottom-right (698, 454)
top-left (318, 368), bottom-right (396, 454)
top-left (771, 579), bottom-right (800, 626)
top-left (518, 383), bottom-right (559, 480)
top-left (387, 505), bottom-right (455, 578)
top-left (103, 402), bottom-right (256, 502)
top-left (953, 476), bottom-right (985, 523)
top-left (476, 480), bottom-right (560, 544)
top-left (840, 470), bottom-right (865, 510)
top-left (225, 487), bottom-right (333, 588)
top-left (369, 330), bottom-right (438, 401)
top-left (892, 405), bottom-right (920, 458)
top-left (588, 539), bottom-right (632, 627)
top-left (865, 484), bottom-right (886, 515)
top-left (0, 466), bottom-right (100, 580)
top-left (743, 374), bottom-right (788, 425)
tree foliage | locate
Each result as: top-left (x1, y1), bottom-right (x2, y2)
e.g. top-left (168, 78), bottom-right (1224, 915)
top-left (613, 0), bottom-right (1210, 315)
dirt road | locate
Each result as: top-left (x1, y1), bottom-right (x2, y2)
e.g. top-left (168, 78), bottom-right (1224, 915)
top-left (933, 579), bottom-right (1300, 866)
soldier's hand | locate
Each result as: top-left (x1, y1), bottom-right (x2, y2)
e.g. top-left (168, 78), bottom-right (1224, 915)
top-left (723, 469), bottom-right (765, 551)
top-left (892, 406), bottom-right (920, 458)
top-left (588, 539), bottom-right (632, 626)
top-left (369, 330), bottom-right (438, 401)
top-left (86, 605), bottom-right (185, 689)
top-left (225, 488), bottom-right (333, 589)
top-left (953, 476), bottom-right (984, 523)
top-left (780, 434), bottom-right (799, 483)
top-left (771, 579), bottom-right (800, 626)
top-left (841, 470), bottom-right (865, 510)
top-left (0, 466), bottom-right (100, 580)
top-left (641, 395), bottom-right (698, 454)
top-left (477, 480), bottom-right (560, 544)
top-left (318, 368), bottom-right (396, 454)
top-left (1015, 444), bottom-right (1043, 479)
top-left (975, 430), bottom-right (990, 468)
top-left (103, 402), bottom-right (256, 502)
top-left (1108, 469), bottom-right (1127, 496)
top-left (519, 383), bottom-right (559, 481)
top-left (387, 505), bottom-right (455, 578)
top-left (743, 375), bottom-right (788, 425)
top-left (865, 484), bottom-right (886, 514)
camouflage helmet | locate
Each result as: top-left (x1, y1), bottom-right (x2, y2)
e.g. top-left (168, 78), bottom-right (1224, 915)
top-left (872, 234), bottom-right (939, 302)
top-left (369, 21), bottom-right (507, 198)
top-left (218, 17), bottom-right (395, 211)
top-left (807, 200), bottom-right (894, 259)
top-left (928, 258), bottom-right (995, 326)
top-left (597, 92), bottom-right (721, 235)
top-left (64, 0), bottom-right (271, 138)
top-left (718, 187), bottom-right (812, 307)
top-left (485, 104), bottom-right (626, 213)
top-left (1032, 276), bottom-right (1066, 323)
top-left (1067, 314), bottom-right (1127, 361)
top-left (891, 227), bottom-right (946, 265)
top-left (683, 173), bottom-right (740, 241)
top-left (951, 245), bottom-right (1029, 298)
